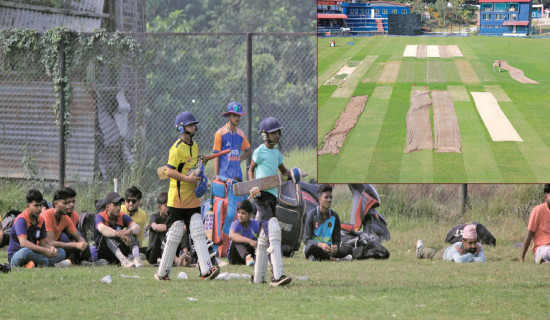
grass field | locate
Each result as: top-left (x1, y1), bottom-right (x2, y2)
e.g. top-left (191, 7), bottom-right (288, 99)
top-left (318, 36), bottom-right (550, 183)
top-left (0, 184), bottom-right (545, 319)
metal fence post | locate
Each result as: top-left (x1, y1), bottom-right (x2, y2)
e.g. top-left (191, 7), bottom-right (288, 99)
top-left (461, 183), bottom-right (468, 212)
top-left (58, 39), bottom-right (66, 188)
top-left (246, 32), bottom-right (253, 174)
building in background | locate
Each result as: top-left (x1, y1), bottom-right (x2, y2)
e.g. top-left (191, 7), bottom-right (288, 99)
top-left (342, 1), bottom-right (410, 32)
top-left (479, 0), bottom-right (532, 36)
top-left (318, 0), bottom-right (348, 34)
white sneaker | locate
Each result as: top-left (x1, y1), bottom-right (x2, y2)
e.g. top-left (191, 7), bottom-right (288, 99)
top-left (120, 258), bottom-right (135, 268)
top-left (54, 259), bottom-right (72, 268)
top-left (340, 254), bottom-right (353, 262)
top-left (416, 240), bottom-right (424, 258)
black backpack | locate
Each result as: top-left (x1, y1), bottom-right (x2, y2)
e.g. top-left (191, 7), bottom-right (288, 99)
top-left (1, 210), bottom-right (21, 247)
top-left (78, 212), bottom-right (96, 243)
top-left (276, 180), bottom-right (307, 257)
top-left (445, 222), bottom-right (496, 246)
top-left (341, 230), bottom-right (390, 260)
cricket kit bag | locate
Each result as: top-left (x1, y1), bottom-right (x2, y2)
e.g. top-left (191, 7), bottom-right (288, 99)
top-left (341, 184), bottom-right (390, 240)
top-left (206, 175), bottom-right (246, 257)
top-left (341, 230), bottom-right (390, 260)
top-left (445, 222), bottom-right (496, 246)
top-left (276, 180), bottom-right (307, 257)
top-left (1, 210), bottom-right (20, 247)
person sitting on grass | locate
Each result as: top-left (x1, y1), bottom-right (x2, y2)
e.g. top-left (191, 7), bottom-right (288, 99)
top-left (228, 199), bottom-right (259, 266)
top-left (95, 191), bottom-right (142, 268)
top-left (121, 186), bottom-right (147, 251)
top-left (303, 184), bottom-right (353, 262)
top-left (520, 184), bottom-right (550, 263)
top-left (40, 189), bottom-right (90, 267)
top-left (416, 224), bottom-right (486, 263)
top-left (8, 189), bottom-right (66, 268)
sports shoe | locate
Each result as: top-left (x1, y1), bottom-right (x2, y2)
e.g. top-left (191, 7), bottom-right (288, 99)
top-left (134, 257), bottom-right (144, 268)
top-left (307, 255), bottom-right (316, 262)
top-left (416, 240), bottom-right (424, 258)
top-left (201, 266), bottom-right (220, 280)
top-left (94, 259), bottom-right (109, 266)
top-left (340, 254), bottom-right (353, 262)
top-left (120, 258), bottom-right (135, 268)
top-left (54, 259), bottom-right (72, 268)
top-left (245, 254), bottom-right (255, 267)
top-left (128, 253), bottom-right (146, 261)
top-left (25, 261), bottom-right (35, 269)
top-left (154, 273), bottom-right (170, 281)
top-left (270, 275), bottom-right (292, 287)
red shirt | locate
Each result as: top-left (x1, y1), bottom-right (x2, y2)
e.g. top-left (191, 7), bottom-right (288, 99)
top-left (527, 203), bottom-right (550, 254)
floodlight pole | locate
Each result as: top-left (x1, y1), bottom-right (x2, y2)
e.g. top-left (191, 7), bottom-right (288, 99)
top-left (246, 32), bottom-right (253, 173)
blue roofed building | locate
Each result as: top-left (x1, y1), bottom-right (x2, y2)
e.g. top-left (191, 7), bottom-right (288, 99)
top-left (342, 1), bottom-right (410, 32)
top-left (479, 0), bottom-right (532, 36)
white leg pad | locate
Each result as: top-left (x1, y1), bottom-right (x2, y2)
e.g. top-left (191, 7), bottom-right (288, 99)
top-left (253, 228), bottom-right (268, 283)
top-left (268, 217), bottom-right (284, 280)
top-left (157, 220), bottom-right (184, 278)
top-left (190, 213), bottom-right (212, 276)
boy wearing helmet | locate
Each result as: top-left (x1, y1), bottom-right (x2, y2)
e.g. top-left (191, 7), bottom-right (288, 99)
top-left (247, 117), bottom-right (300, 286)
top-left (212, 102), bottom-right (251, 181)
top-left (154, 111), bottom-right (220, 281)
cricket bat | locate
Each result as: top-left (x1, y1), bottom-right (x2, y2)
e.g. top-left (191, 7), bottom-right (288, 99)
top-left (156, 149), bottom-right (230, 180)
top-left (232, 172), bottom-right (308, 196)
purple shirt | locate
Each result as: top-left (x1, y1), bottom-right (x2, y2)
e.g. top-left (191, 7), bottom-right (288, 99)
top-left (8, 210), bottom-right (47, 261)
top-left (227, 219), bottom-right (260, 256)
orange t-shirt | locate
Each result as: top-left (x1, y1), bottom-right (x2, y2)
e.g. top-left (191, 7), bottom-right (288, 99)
top-left (527, 203), bottom-right (550, 254)
top-left (69, 211), bottom-right (79, 227)
top-left (40, 208), bottom-right (77, 241)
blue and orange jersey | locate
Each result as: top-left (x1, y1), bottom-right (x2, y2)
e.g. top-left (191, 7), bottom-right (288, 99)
top-left (7, 209), bottom-right (47, 261)
top-left (213, 124), bottom-right (250, 181)
top-left (94, 210), bottom-right (134, 246)
top-left (40, 208), bottom-right (77, 241)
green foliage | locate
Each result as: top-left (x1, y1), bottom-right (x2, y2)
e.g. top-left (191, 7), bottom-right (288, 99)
top-left (0, 28), bottom-right (142, 142)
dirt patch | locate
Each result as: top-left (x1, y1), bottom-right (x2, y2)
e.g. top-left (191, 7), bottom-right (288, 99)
top-left (448, 86), bottom-right (470, 101)
top-left (438, 45), bottom-right (451, 58)
top-left (405, 91), bottom-right (433, 153)
top-left (378, 60), bottom-right (401, 83)
top-left (471, 92), bottom-right (522, 142)
top-left (325, 61), bottom-right (362, 86)
top-left (496, 60), bottom-right (538, 84)
top-left (484, 85), bottom-right (511, 102)
top-left (332, 56), bottom-right (376, 98)
top-left (416, 45), bottom-right (427, 58)
top-left (427, 45), bottom-right (440, 58)
top-left (428, 60), bottom-right (444, 83)
top-left (455, 60), bottom-right (479, 84)
top-left (432, 91), bottom-right (462, 153)
top-left (318, 95), bottom-right (369, 155)
top-left (403, 45), bottom-right (417, 57)
top-left (448, 45), bottom-right (463, 57)
top-left (363, 62), bottom-right (385, 83)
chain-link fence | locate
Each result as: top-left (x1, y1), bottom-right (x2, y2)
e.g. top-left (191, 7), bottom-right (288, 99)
top-left (0, 32), bottom-right (316, 197)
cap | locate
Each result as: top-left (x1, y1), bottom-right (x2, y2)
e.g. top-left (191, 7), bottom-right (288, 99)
top-left (105, 191), bottom-right (124, 205)
top-left (222, 102), bottom-right (246, 116)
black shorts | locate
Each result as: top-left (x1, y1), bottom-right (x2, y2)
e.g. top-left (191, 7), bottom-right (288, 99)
top-left (166, 207), bottom-right (201, 231)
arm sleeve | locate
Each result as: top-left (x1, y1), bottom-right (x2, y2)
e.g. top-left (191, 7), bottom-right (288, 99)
top-left (241, 135), bottom-right (251, 151)
top-left (450, 245), bottom-right (474, 263)
top-left (474, 245), bottom-right (486, 262)
top-left (303, 210), bottom-right (317, 247)
top-left (332, 214), bottom-right (342, 247)
top-left (42, 213), bottom-right (53, 232)
top-left (277, 149), bottom-right (283, 166)
top-left (14, 219), bottom-right (28, 239)
top-left (122, 214), bottom-right (134, 228)
top-left (167, 147), bottom-right (178, 169)
top-left (229, 220), bottom-right (239, 233)
top-left (95, 214), bottom-right (105, 228)
top-left (213, 132), bottom-right (222, 152)
top-left (65, 217), bottom-right (77, 235)
top-left (149, 213), bottom-right (158, 225)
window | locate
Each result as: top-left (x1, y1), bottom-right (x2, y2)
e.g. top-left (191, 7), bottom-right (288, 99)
top-left (509, 13), bottom-right (517, 20)
top-left (494, 3), bottom-right (505, 11)
top-left (481, 3), bottom-right (492, 11)
top-left (495, 14), bottom-right (502, 20)
top-left (482, 14), bottom-right (491, 20)
top-left (361, 9), bottom-right (364, 14)
top-left (487, 25), bottom-right (492, 28)
top-left (383, 9), bottom-right (388, 14)
top-left (392, 9), bottom-right (397, 14)
top-left (374, 9), bottom-right (379, 14)
top-left (402, 9), bottom-right (407, 14)
top-left (507, 3), bottom-right (518, 11)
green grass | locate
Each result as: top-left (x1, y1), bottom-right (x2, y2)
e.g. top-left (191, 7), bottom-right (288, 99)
top-left (0, 184), bottom-right (546, 319)
top-left (318, 36), bottom-right (550, 183)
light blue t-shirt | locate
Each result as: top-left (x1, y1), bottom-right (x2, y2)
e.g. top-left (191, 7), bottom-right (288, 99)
top-left (252, 144), bottom-right (283, 198)
top-left (443, 241), bottom-right (486, 263)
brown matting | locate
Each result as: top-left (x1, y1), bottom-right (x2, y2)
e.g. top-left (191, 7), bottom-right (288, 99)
top-left (416, 45), bottom-right (427, 58)
top-left (438, 45), bottom-right (452, 58)
top-left (496, 60), bottom-right (538, 84)
top-left (404, 91), bottom-right (433, 153)
top-left (318, 95), bottom-right (369, 155)
top-left (432, 90), bottom-right (462, 153)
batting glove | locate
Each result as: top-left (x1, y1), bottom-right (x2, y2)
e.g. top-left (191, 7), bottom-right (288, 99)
top-left (249, 186), bottom-right (261, 199)
top-left (290, 167), bottom-right (301, 183)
